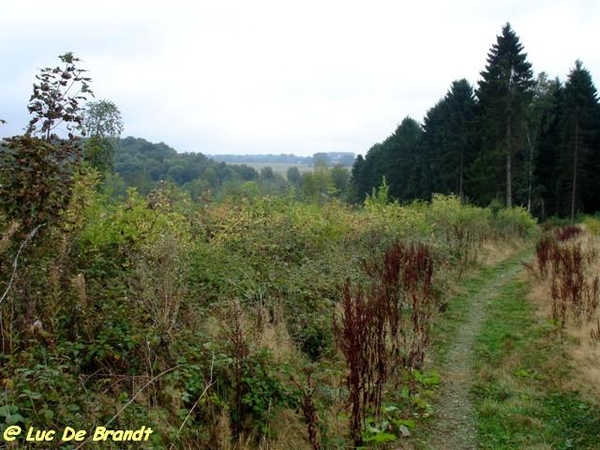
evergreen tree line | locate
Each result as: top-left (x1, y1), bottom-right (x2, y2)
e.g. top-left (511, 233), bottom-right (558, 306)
top-left (350, 23), bottom-right (600, 220)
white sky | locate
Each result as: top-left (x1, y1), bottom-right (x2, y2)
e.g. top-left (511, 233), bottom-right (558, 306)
top-left (1, 0), bottom-right (599, 156)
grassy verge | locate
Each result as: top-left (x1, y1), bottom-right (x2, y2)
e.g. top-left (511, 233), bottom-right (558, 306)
top-left (472, 276), bottom-right (600, 449)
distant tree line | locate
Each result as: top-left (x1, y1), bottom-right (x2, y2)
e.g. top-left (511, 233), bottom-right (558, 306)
top-left (210, 152), bottom-right (355, 167)
top-left (109, 137), bottom-right (262, 196)
top-left (109, 137), bottom-right (353, 201)
top-left (349, 23), bottom-right (600, 220)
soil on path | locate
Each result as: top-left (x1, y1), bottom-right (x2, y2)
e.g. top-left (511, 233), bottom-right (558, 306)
top-left (424, 258), bottom-right (526, 450)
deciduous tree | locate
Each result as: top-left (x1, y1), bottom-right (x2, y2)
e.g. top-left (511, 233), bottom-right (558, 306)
top-left (83, 100), bottom-right (124, 175)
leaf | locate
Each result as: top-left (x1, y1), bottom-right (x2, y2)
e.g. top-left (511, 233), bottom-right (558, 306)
top-left (0, 405), bottom-right (18, 418)
top-left (6, 413), bottom-right (25, 425)
top-left (364, 432), bottom-right (397, 443)
top-left (398, 424), bottom-right (411, 437)
top-left (394, 418), bottom-right (416, 429)
top-left (41, 409), bottom-right (54, 421)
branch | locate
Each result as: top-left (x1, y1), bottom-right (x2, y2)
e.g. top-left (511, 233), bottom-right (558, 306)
top-left (0, 224), bottom-right (44, 307)
top-left (73, 364), bottom-right (181, 449)
top-left (169, 354), bottom-right (216, 450)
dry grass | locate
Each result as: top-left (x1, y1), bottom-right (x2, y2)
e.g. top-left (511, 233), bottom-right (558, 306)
top-left (203, 300), bottom-right (315, 450)
top-left (479, 239), bottom-right (525, 267)
top-left (0, 221), bottom-right (19, 254)
top-left (527, 229), bottom-right (600, 404)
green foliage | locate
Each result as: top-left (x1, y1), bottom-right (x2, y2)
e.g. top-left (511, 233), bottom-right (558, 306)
top-left (239, 349), bottom-right (299, 433)
top-left (286, 166), bottom-right (302, 186)
top-left (353, 117), bottom-right (423, 203)
top-left (558, 60), bottom-right (600, 219)
top-left (422, 79), bottom-right (477, 200)
top-left (84, 134), bottom-right (115, 174)
top-left (0, 175), bottom-right (540, 448)
top-left (362, 405), bottom-right (417, 445)
top-left (113, 137), bottom-right (262, 196)
top-left (84, 99), bottom-right (124, 139)
top-left (582, 216), bottom-right (600, 235)
top-left (83, 99), bottom-right (124, 175)
top-left (475, 23), bottom-right (534, 207)
top-left (0, 136), bottom-right (78, 229)
top-left (364, 177), bottom-right (390, 209)
top-left (489, 205), bottom-right (538, 238)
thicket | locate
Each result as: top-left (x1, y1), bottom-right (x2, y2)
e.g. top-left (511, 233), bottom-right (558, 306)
top-left (0, 169), bottom-right (537, 448)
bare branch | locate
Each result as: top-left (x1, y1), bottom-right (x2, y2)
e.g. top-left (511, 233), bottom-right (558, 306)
top-left (0, 223), bottom-right (44, 307)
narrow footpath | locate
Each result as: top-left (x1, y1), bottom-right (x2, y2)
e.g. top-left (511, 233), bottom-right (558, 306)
top-left (424, 255), bottom-right (528, 450)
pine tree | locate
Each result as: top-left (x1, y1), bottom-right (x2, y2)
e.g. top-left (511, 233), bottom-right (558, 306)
top-left (350, 118), bottom-right (423, 203)
top-left (533, 77), bottom-right (563, 218)
top-left (559, 60), bottom-right (600, 220)
top-left (475, 23), bottom-right (534, 207)
top-left (524, 73), bottom-right (556, 214)
top-left (385, 117), bottom-right (423, 201)
top-left (350, 148), bottom-right (379, 203)
top-left (422, 79), bottom-right (477, 200)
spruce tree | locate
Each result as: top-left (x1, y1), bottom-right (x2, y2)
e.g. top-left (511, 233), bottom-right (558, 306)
top-left (559, 60), bottom-right (600, 219)
top-left (533, 77), bottom-right (563, 218)
top-left (423, 79), bottom-right (477, 200)
top-left (386, 117), bottom-right (423, 201)
top-left (475, 23), bottom-right (534, 207)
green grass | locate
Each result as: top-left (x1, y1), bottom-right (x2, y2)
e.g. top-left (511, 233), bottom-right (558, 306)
top-left (472, 276), bottom-right (600, 449)
top-left (430, 256), bottom-right (525, 366)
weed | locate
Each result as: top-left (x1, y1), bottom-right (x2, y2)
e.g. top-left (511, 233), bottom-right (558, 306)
top-left (333, 240), bottom-right (436, 445)
top-left (531, 228), bottom-right (599, 327)
top-left (590, 318), bottom-right (600, 343)
top-left (555, 225), bottom-right (582, 242)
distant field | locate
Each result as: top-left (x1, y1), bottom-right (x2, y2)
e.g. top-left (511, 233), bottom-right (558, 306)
top-left (234, 162), bottom-right (315, 177)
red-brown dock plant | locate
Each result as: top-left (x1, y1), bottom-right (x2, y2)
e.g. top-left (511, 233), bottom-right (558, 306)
top-left (532, 227), bottom-right (600, 327)
top-left (333, 240), bottom-right (436, 446)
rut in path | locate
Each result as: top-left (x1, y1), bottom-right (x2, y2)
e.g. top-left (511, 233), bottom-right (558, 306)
top-left (425, 258), bottom-right (526, 450)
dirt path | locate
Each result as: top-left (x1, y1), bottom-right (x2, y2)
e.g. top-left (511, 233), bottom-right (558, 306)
top-left (424, 257), bottom-right (527, 450)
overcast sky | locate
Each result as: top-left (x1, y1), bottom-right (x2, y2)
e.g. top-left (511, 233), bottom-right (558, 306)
top-left (1, 0), bottom-right (599, 156)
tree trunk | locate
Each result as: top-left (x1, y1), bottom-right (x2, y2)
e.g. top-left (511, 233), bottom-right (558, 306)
top-left (526, 127), bottom-right (534, 213)
top-left (506, 117), bottom-right (512, 208)
top-left (570, 119), bottom-right (579, 223)
top-left (459, 148), bottom-right (464, 202)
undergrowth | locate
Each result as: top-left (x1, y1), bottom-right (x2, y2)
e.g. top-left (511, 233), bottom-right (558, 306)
top-left (0, 169), bottom-right (539, 448)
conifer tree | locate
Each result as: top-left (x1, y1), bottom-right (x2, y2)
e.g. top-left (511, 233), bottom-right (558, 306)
top-left (559, 60), bottom-right (600, 220)
top-left (385, 117), bottom-right (423, 201)
top-left (475, 23), bottom-right (534, 207)
top-left (422, 79), bottom-right (477, 200)
top-left (533, 77), bottom-right (563, 218)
